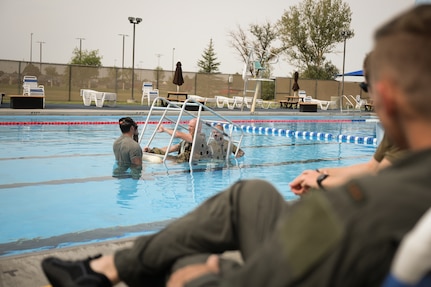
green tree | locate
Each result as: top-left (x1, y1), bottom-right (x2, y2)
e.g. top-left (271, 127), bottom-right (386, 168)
top-left (197, 39), bottom-right (221, 73)
top-left (69, 48), bottom-right (103, 88)
top-left (278, 0), bottom-right (353, 79)
top-left (229, 21), bottom-right (282, 78)
top-left (70, 48), bottom-right (102, 66)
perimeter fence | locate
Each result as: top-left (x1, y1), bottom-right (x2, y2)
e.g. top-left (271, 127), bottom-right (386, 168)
top-left (0, 59), bottom-right (368, 106)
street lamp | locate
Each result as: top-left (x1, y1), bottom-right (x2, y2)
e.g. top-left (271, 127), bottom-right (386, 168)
top-left (76, 37), bottom-right (85, 62)
top-left (128, 16), bottom-right (142, 102)
top-left (340, 30), bottom-right (352, 111)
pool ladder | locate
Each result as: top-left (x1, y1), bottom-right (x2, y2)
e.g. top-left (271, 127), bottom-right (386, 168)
top-left (138, 97), bottom-right (244, 166)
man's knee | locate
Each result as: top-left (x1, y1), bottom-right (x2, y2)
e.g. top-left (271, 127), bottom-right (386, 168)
top-left (229, 179), bottom-right (281, 205)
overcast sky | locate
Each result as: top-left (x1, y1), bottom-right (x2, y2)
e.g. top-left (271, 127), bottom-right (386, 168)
top-left (0, 0), bottom-right (419, 77)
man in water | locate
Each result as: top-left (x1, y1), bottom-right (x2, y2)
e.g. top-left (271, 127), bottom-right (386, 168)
top-left (112, 117), bottom-right (142, 179)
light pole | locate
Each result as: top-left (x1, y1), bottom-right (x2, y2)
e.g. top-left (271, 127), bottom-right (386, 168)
top-left (37, 41), bottom-right (45, 70)
top-left (340, 30), bottom-right (352, 111)
top-left (172, 48), bottom-right (175, 76)
top-left (118, 34), bottom-right (128, 91)
top-left (30, 33), bottom-right (33, 63)
top-left (76, 37), bottom-right (85, 62)
top-left (118, 34), bottom-right (128, 69)
top-left (128, 17), bottom-right (142, 102)
top-left (156, 53), bottom-right (163, 89)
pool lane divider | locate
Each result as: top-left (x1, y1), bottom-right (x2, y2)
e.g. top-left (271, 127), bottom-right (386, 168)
top-left (0, 119), bottom-right (377, 145)
top-left (214, 123), bottom-right (377, 146)
top-left (0, 118), bottom-right (376, 126)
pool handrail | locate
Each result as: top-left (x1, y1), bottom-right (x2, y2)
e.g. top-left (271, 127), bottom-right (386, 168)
top-left (138, 97), bottom-right (244, 166)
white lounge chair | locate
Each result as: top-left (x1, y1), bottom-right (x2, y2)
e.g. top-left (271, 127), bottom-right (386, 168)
top-left (23, 76), bottom-right (45, 96)
top-left (214, 96), bottom-right (235, 109)
top-left (262, 100), bottom-right (279, 109)
top-left (233, 96), bottom-right (264, 109)
top-left (303, 95), bottom-right (335, 110)
top-left (141, 82), bottom-right (159, 105)
top-left (80, 89), bottom-right (117, 107)
top-left (188, 95), bottom-right (208, 105)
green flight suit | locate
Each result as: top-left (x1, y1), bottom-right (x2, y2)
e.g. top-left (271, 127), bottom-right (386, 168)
top-left (114, 148), bottom-right (431, 287)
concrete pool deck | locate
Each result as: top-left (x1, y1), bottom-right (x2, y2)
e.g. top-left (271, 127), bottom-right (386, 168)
top-left (0, 101), bottom-right (375, 287)
top-left (0, 101), bottom-right (375, 117)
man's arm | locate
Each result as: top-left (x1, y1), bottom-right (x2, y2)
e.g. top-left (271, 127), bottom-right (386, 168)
top-left (290, 157), bottom-right (382, 195)
top-left (131, 156), bottom-right (142, 166)
top-left (158, 125), bottom-right (193, 143)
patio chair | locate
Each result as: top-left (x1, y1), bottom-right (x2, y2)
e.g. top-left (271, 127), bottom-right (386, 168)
top-left (23, 76), bottom-right (45, 96)
top-left (298, 90), bottom-right (307, 102)
top-left (233, 96), bottom-right (264, 109)
top-left (253, 61), bottom-right (265, 76)
top-left (306, 96), bottom-right (335, 110)
top-left (262, 100), bottom-right (279, 109)
top-left (188, 95), bottom-right (208, 105)
top-left (344, 95), bottom-right (367, 110)
top-left (80, 89), bottom-right (116, 107)
top-left (214, 96), bottom-right (235, 109)
top-left (141, 82), bottom-right (159, 105)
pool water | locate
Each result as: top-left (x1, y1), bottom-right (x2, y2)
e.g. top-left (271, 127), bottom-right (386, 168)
top-left (0, 115), bottom-right (377, 256)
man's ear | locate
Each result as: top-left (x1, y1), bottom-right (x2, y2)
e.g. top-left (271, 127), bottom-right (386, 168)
top-left (375, 79), bottom-right (398, 117)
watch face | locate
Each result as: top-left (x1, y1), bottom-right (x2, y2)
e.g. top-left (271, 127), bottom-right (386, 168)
top-left (317, 174), bottom-right (327, 181)
top-left (317, 173), bottom-right (329, 188)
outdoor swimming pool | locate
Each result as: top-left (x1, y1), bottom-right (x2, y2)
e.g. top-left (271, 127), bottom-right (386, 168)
top-left (0, 115), bottom-right (378, 257)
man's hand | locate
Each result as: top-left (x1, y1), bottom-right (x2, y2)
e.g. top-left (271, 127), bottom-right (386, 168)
top-left (289, 170), bottom-right (321, 195)
top-left (167, 255), bottom-right (220, 287)
top-left (157, 125), bottom-right (165, 133)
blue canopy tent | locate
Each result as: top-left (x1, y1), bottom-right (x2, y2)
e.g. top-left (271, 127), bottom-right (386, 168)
top-left (337, 70), bottom-right (364, 77)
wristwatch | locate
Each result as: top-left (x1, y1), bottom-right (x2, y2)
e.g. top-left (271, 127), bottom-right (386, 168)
top-left (316, 173), bottom-right (329, 190)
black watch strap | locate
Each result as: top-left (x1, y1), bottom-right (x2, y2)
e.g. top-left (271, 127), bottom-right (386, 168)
top-left (317, 174), bottom-right (329, 190)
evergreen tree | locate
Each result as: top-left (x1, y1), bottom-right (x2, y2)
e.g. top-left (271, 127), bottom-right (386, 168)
top-left (197, 39), bottom-right (221, 73)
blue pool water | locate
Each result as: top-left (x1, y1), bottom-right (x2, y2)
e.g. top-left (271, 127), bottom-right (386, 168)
top-left (0, 115), bottom-right (378, 256)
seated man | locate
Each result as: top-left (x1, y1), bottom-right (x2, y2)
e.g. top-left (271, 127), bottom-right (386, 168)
top-left (290, 51), bottom-right (407, 195)
top-left (208, 123), bottom-right (244, 160)
top-left (145, 118), bottom-right (210, 163)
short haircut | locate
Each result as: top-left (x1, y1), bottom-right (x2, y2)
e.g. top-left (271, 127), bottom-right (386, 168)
top-left (372, 5), bottom-right (431, 118)
top-left (119, 117), bottom-right (137, 133)
top-left (362, 51), bottom-right (373, 84)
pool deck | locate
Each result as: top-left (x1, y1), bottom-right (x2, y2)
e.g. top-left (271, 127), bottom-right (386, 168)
top-left (0, 101), bottom-right (375, 117)
top-left (0, 101), bottom-right (374, 287)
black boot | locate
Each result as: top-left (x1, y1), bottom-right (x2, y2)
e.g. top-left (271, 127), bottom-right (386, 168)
top-left (41, 254), bottom-right (112, 287)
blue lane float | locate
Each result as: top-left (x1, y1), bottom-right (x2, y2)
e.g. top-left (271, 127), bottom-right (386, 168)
top-left (214, 122), bottom-right (377, 146)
